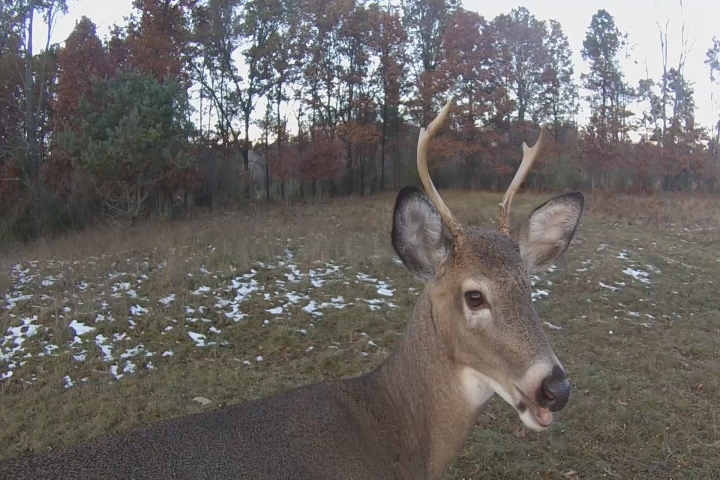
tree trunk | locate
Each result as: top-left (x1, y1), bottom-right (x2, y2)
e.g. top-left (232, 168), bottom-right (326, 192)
top-left (24, 7), bottom-right (37, 177)
top-left (243, 111), bottom-right (252, 200)
top-left (380, 99), bottom-right (388, 191)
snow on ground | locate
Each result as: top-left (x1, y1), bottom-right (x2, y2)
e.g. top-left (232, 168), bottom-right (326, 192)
top-left (0, 249), bottom-right (414, 386)
top-left (4, 236), bottom-right (672, 387)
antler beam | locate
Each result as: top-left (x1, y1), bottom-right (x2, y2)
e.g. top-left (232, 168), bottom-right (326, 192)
top-left (417, 100), bottom-right (463, 239)
top-left (498, 127), bottom-right (546, 235)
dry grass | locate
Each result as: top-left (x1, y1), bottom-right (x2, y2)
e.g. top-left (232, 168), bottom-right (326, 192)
top-left (1, 191), bottom-right (720, 479)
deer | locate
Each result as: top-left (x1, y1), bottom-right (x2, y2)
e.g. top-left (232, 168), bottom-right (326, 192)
top-left (0, 100), bottom-right (584, 480)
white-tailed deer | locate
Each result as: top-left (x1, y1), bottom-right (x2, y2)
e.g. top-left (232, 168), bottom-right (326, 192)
top-left (0, 101), bottom-right (584, 479)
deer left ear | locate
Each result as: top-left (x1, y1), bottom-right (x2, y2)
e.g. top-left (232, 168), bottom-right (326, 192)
top-left (391, 186), bottom-right (452, 280)
top-left (512, 192), bottom-right (584, 273)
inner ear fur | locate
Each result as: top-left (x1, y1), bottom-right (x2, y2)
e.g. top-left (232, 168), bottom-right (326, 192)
top-left (513, 192), bottom-right (584, 273)
top-left (391, 186), bottom-right (452, 279)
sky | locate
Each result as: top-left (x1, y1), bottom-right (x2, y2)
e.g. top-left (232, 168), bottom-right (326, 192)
top-left (33, 0), bottom-right (720, 139)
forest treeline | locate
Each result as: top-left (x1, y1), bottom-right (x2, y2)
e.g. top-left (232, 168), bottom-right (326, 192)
top-left (2, 0), bottom-right (720, 240)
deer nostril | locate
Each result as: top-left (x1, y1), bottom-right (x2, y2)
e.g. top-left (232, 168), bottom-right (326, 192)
top-left (540, 366), bottom-right (570, 412)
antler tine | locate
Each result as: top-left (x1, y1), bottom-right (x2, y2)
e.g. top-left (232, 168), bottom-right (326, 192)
top-left (498, 126), bottom-right (546, 235)
top-left (417, 100), bottom-right (462, 239)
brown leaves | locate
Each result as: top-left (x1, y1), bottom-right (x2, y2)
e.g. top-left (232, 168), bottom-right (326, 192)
top-left (124, 0), bottom-right (196, 80)
top-left (55, 17), bottom-right (109, 131)
top-left (267, 144), bottom-right (298, 183)
top-left (0, 162), bottom-right (24, 216)
top-left (298, 132), bottom-right (345, 182)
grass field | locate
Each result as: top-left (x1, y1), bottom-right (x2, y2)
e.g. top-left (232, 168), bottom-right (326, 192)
top-left (1, 191), bottom-right (719, 479)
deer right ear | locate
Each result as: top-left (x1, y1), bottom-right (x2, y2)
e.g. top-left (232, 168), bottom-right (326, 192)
top-left (391, 187), bottom-right (452, 279)
top-left (514, 192), bottom-right (584, 273)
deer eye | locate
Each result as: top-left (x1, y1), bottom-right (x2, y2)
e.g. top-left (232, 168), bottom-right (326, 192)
top-left (464, 291), bottom-right (485, 310)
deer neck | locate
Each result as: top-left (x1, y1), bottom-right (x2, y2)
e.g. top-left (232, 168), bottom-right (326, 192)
top-left (374, 288), bottom-right (495, 479)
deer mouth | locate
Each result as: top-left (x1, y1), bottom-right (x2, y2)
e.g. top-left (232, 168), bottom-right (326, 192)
top-left (517, 389), bottom-right (553, 429)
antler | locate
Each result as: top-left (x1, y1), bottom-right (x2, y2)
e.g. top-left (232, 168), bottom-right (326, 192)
top-left (417, 100), bottom-right (463, 239)
top-left (498, 127), bottom-right (546, 235)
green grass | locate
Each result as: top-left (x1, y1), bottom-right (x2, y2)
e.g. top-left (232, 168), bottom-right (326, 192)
top-left (1, 191), bottom-right (719, 479)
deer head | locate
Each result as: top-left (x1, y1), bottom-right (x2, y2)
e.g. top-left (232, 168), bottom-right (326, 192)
top-left (391, 100), bottom-right (584, 431)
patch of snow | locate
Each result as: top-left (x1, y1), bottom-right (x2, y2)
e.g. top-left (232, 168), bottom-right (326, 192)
top-left (69, 320), bottom-right (95, 336)
top-left (192, 286), bottom-right (211, 296)
top-left (623, 268), bottom-right (651, 284)
top-left (531, 289), bottom-right (550, 301)
top-left (188, 332), bottom-right (206, 347)
top-left (357, 273), bottom-right (378, 283)
top-left (159, 294), bottom-right (176, 306)
top-left (123, 362), bottom-right (136, 374)
top-left (120, 345), bottom-right (144, 359)
top-left (286, 292), bottom-right (307, 304)
top-left (95, 334), bottom-right (113, 362)
top-left (599, 282), bottom-right (621, 292)
top-left (130, 305), bottom-right (149, 316)
top-left (302, 301), bottom-right (323, 316)
top-left (110, 365), bottom-right (123, 380)
top-left (44, 344), bottom-right (59, 356)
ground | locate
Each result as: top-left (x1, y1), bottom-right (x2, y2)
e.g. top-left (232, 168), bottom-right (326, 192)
top-left (1, 191), bottom-right (719, 479)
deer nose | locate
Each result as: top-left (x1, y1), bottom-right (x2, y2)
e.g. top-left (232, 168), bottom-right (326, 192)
top-left (539, 365), bottom-right (570, 412)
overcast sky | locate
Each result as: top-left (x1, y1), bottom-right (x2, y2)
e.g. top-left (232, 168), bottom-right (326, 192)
top-left (34, 0), bottom-right (720, 138)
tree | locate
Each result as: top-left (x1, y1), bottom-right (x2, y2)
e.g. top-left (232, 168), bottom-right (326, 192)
top-left (265, 0), bottom-right (300, 157)
top-left (635, 7), bottom-right (705, 190)
top-left (705, 38), bottom-right (720, 187)
top-left (368, 2), bottom-right (408, 189)
top-left (4, 0), bottom-right (68, 178)
top-left (65, 72), bottom-right (196, 220)
top-left (192, 0), bottom-right (277, 198)
top-left (402, 0), bottom-right (459, 126)
top-left (440, 8), bottom-right (496, 188)
top-left (124, 0), bottom-right (197, 80)
top-left (491, 7), bottom-right (548, 124)
top-left (191, 0), bottom-right (241, 150)
top-left (0, 12), bottom-right (25, 168)
top-left (337, 2), bottom-right (374, 195)
top-left (54, 17), bottom-right (108, 130)
top-left (581, 9), bottom-right (631, 143)
top-left (541, 19), bottom-right (577, 136)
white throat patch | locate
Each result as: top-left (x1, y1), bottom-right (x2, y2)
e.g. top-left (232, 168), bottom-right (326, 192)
top-left (459, 367), bottom-right (495, 410)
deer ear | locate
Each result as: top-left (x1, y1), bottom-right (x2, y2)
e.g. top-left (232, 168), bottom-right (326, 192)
top-left (392, 187), bottom-right (452, 279)
top-left (514, 192), bottom-right (584, 273)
